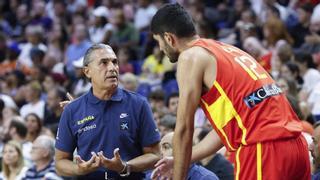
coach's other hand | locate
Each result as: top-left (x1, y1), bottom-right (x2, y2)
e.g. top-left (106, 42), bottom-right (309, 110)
top-left (98, 148), bottom-right (126, 173)
top-left (75, 152), bottom-right (101, 175)
top-left (59, 92), bottom-right (74, 108)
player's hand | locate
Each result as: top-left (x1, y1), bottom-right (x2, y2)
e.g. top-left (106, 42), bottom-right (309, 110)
top-left (59, 92), bottom-right (74, 108)
top-left (75, 152), bottom-right (101, 175)
top-left (151, 156), bottom-right (174, 180)
top-left (98, 148), bottom-right (126, 173)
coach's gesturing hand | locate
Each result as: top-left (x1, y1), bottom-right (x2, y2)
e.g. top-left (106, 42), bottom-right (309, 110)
top-left (98, 148), bottom-right (126, 173)
top-left (75, 152), bottom-right (101, 175)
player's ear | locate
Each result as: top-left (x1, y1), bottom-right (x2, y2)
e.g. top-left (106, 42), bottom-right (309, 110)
top-left (164, 32), bottom-right (175, 47)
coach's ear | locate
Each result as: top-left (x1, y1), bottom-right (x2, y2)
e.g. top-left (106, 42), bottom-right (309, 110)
top-left (164, 32), bottom-right (176, 47)
top-left (83, 66), bottom-right (91, 80)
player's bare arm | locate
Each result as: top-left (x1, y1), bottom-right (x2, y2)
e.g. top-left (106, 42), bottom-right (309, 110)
top-left (173, 46), bottom-right (215, 179)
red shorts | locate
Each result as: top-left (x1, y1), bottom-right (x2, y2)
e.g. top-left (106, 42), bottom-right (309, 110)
top-left (234, 135), bottom-right (310, 180)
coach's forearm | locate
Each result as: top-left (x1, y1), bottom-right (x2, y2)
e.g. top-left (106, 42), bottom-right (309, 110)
top-left (56, 159), bottom-right (81, 177)
top-left (192, 129), bottom-right (223, 163)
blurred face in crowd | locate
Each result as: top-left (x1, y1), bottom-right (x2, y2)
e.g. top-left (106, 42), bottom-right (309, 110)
top-left (168, 96), bottom-right (179, 115)
top-left (30, 139), bottom-right (47, 162)
top-left (310, 126), bottom-right (320, 168)
top-left (297, 8), bottom-right (309, 24)
top-left (43, 75), bottom-right (55, 93)
top-left (276, 78), bottom-right (289, 95)
top-left (160, 132), bottom-right (174, 157)
top-left (74, 24), bottom-right (87, 41)
top-left (280, 65), bottom-right (295, 81)
top-left (25, 114), bottom-right (41, 134)
top-left (153, 34), bottom-right (179, 63)
top-left (2, 144), bottom-right (19, 166)
top-left (84, 47), bottom-right (119, 91)
top-left (47, 89), bottom-right (60, 109)
top-left (113, 9), bottom-right (126, 27)
top-left (243, 37), bottom-right (262, 58)
top-left (25, 84), bottom-right (40, 102)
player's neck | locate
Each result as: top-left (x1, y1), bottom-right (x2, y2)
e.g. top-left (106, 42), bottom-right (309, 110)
top-left (177, 35), bottom-right (200, 52)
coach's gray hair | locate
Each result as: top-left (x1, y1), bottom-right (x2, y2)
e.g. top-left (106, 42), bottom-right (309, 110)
top-left (36, 135), bottom-right (55, 158)
top-left (83, 44), bottom-right (113, 67)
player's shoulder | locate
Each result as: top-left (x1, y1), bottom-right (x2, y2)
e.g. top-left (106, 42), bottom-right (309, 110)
top-left (180, 45), bottom-right (215, 61)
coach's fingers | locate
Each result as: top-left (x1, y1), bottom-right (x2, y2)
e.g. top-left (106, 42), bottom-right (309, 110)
top-left (66, 92), bottom-right (74, 101)
top-left (75, 155), bottom-right (84, 164)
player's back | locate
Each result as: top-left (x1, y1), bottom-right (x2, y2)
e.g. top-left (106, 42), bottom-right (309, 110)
top-left (193, 38), bottom-right (302, 151)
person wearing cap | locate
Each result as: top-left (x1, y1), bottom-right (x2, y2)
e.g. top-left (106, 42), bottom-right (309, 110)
top-left (72, 56), bottom-right (91, 97)
top-left (55, 44), bottom-right (160, 179)
top-left (89, 6), bottom-right (113, 44)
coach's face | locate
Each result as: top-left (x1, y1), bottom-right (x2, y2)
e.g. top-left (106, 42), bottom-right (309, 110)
top-left (84, 48), bottom-right (119, 91)
top-left (153, 34), bottom-right (179, 63)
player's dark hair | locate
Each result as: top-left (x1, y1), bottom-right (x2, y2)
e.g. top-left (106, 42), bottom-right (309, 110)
top-left (151, 3), bottom-right (196, 38)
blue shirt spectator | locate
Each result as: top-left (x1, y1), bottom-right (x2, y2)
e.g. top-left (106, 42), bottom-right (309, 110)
top-left (23, 160), bottom-right (61, 180)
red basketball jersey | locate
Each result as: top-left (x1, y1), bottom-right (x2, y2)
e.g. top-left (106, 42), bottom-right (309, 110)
top-left (193, 39), bottom-right (302, 151)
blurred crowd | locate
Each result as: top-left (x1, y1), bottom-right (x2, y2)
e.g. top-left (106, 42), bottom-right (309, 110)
top-left (0, 0), bottom-right (320, 179)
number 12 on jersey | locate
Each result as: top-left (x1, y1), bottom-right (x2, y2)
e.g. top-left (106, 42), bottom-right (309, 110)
top-left (234, 55), bottom-right (267, 81)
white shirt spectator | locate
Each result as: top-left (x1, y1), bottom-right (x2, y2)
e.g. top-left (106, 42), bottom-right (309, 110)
top-left (134, 4), bottom-right (157, 30)
top-left (20, 100), bottom-right (45, 120)
top-left (0, 166), bottom-right (28, 180)
top-left (302, 69), bottom-right (320, 94)
top-left (17, 43), bottom-right (47, 68)
top-left (89, 24), bottom-right (113, 43)
top-left (308, 82), bottom-right (320, 115)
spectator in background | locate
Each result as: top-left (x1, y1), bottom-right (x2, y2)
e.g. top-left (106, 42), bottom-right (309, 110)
top-left (243, 36), bottom-right (272, 72)
top-left (263, 16), bottom-right (294, 49)
top-left (148, 89), bottom-right (167, 113)
top-left (117, 47), bottom-right (134, 74)
top-left (43, 87), bottom-right (66, 132)
top-left (295, 52), bottom-right (320, 94)
top-left (120, 72), bottom-right (138, 92)
top-left (29, 0), bottom-right (53, 32)
top-left (71, 57), bottom-right (91, 97)
top-left (7, 118), bottom-right (32, 166)
top-left (44, 23), bottom-right (68, 69)
top-left (310, 123), bottom-right (320, 179)
top-left (24, 135), bottom-right (62, 180)
top-left (109, 8), bottom-right (139, 51)
top-left (134, 0), bottom-right (157, 31)
top-left (150, 132), bottom-right (219, 180)
top-left (20, 81), bottom-right (45, 120)
top-left (195, 127), bottom-right (234, 180)
top-left (280, 62), bottom-right (303, 90)
top-left (0, 140), bottom-right (28, 180)
top-left (17, 25), bottom-right (47, 72)
top-left (65, 23), bottom-right (91, 77)
top-left (166, 92), bottom-right (179, 116)
top-left (142, 45), bottom-right (173, 80)
top-left (89, 6), bottom-right (113, 44)
top-left (0, 42), bottom-right (21, 76)
top-left (158, 114), bottom-right (176, 137)
top-left (25, 113), bottom-right (42, 143)
top-left (288, 3), bottom-right (313, 48)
